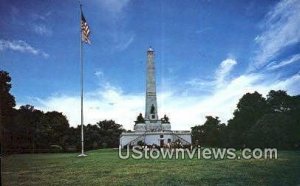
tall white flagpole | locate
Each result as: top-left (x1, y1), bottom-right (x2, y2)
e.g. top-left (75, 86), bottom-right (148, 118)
top-left (78, 3), bottom-right (87, 157)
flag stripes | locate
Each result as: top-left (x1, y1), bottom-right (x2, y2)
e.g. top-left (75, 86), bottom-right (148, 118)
top-left (81, 13), bottom-right (90, 44)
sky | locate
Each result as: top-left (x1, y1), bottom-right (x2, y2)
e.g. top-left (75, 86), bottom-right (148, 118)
top-left (1, 0), bottom-right (300, 130)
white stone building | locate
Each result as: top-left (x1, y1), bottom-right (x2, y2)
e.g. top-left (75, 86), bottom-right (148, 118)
top-left (120, 48), bottom-right (191, 148)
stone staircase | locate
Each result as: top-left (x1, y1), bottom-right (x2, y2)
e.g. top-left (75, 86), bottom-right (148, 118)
top-left (124, 132), bottom-right (146, 147)
top-left (171, 131), bottom-right (191, 145)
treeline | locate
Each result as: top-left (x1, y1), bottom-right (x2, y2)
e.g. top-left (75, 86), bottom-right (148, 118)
top-left (5, 105), bottom-right (124, 153)
top-left (192, 90), bottom-right (300, 149)
top-left (2, 70), bottom-right (300, 153)
top-left (0, 71), bottom-right (124, 153)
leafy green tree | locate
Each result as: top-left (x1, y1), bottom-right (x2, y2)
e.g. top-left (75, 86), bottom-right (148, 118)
top-left (289, 95), bottom-right (300, 148)
top-left (227, 91), bottom-right (268, 148)
top-left (84, 124), bottom-right (101, 150)
top-left (64, 126), bottom-right (80, 151)
top-left (192, 90), bottom-right (300, 149)
top-left (13, 107), bottom-right (71, 153)
top-left (97, 120), bottom-right (124, 148)
top-left (249, 90), bottom-right (300, 149)
top-left (267, 90), bottom-right (292, 112)
top-left (248, 113), bottom-right (297, 149)
top-left (266, 90), bottom-right (300, 148)
top-left (13, 105), bottom-right (44, 152)
top-left (0, 71), bottom-right (16, 151)
top-left (192, 116), bottom-right (226, 147)
top-left (40, 111), bottom-right (70, 149)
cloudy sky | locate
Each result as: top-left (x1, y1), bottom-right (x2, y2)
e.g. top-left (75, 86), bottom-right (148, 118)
top-left (1, 0), bottom-right (300, 130)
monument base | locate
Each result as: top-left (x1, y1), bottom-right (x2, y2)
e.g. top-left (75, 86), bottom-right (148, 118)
top-left (78, 153), bottom-right (88, 157)
top-left (120, 129), bottom-right (191, 148)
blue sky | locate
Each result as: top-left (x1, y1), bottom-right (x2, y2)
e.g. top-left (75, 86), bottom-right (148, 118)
top-left (1, 0), bottom-right (300, 130)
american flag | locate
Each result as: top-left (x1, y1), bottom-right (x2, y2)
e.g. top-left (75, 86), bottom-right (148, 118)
top-left (81, 12), bottom-right (90, 44)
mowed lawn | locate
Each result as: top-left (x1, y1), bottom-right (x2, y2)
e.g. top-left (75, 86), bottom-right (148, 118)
top-left (2, 149), bottom-right (300, 185)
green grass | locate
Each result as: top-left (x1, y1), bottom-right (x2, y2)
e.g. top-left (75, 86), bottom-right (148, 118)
top-left (2, 149), bottom-right (300, 185)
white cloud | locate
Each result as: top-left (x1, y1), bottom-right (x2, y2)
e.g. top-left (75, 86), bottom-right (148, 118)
top-left (30, 12), bottom-right (53, 36)
top-left (9, 0), bottom-right (300, 131)
top-left (185, 58), bottom-right (237, 90)
top-left (95, 0), bottom-right (134, 53)
top-left (215, 58), bottom-right (237, 88)
top-left (94, 70), bottom-right (104, 79)
top-left (98, 0), bottom-right (130, 14)
top-left (253, 0), bottom-right (300, 68)
top-left (165, 71), bottom-right (298, 130)
top-left (267, 54), bottom-right (300, 70)
top-left (270, 72), bottom-right (300, 94)
top-left (0, 39), bottom-right (49, 58)
top-left (32, 24), bottom-right (52, 36)
top-left (185, 78), bottom-right (214, 88)
top-left (31, 12), bottom-right (52, 21)
top-left (35, 85), bottom-right (144, 130)
top-left (30, 56), bottom-right (300, 131)
top-left (195, 27), bottom-right (212, 34)
top-left (115, 34), bottom-right (135, 51)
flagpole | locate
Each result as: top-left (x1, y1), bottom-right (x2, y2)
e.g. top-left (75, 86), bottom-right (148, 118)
top-left (79, 3), bottom-right (87, 157)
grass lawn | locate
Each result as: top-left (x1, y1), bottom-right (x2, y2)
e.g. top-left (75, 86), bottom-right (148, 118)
top-left (2, 149), bottom-right (300, 185)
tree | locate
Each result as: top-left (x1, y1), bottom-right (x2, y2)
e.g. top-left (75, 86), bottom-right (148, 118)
top-left (64, 126), bottom-right (80, 151)
top-left (267, 90), bottom-right (292, 112)
top-left (261, 90), bottom-right (300, 149)
top-left (13, 105), bottom-right (44, 152)
top-left (191, 90), bottom-right (300, 149)
top-left (0, 71), bottom-right (16, 151)
top-left (40, 111), bottom-right (70, 149)
top-left (97, 120), bottom-right (124, 148)
top-left (289, 95), bottom-right (300, 148)
top-left (227, 91), bottom-right (268, 148)
top-left (248, 113), bottom-right (297, 149)
top-left (191, 116), bottom-right (226, 147)
top-left (84, 124), bottom-right (101, 150)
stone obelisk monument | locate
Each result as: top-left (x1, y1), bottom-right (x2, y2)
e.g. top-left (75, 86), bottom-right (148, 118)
top-left (145, 47), bottom-right (158, 121)
top-left (119, 47), bottom-right (191, 148)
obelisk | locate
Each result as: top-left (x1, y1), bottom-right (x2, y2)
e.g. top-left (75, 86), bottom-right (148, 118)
top-left (145, 47), bottom-right (158, 121)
